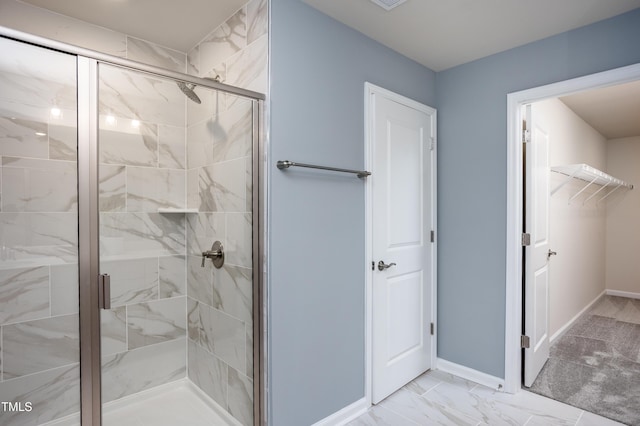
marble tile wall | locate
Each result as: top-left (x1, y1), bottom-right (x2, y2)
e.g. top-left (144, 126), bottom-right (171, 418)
top-left (97, 62), bottom-right (189, 405)
top-left (0, 1), bottom-right (266, 422)
top-left (0, 37), bottom-right (81, 426)
top-left (184, 1), bottom-right (266, 424)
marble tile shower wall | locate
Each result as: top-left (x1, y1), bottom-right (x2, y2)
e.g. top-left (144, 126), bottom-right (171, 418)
top-left (0, 0), bottom-right (266, 423)
top-left (184, 1), bottom-right (266, 425)
top-left (0, 38), bottom-right (81, 426)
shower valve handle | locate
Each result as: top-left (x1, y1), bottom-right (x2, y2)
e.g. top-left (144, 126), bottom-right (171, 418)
top-left (201, 241), bottom-right (225, 268)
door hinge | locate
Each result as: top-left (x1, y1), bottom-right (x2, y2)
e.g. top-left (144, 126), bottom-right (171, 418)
top-left (430, 322), bottom-right (435, 335)
top-left (430, 230), bottom-right (435, 243)
top-left (522, 129), bottom-right (531, 143)
top-left (521, 335), bottom-right (530, 349)
top-left (522, 233), bottom-right (531, 246)
top-left (430, 137), bottom-right (435, 151)
top-left (371, 261), bottom-right (375, 271)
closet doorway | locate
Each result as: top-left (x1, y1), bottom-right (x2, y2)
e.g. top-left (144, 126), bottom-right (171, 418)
top-left (521, 81), bottom-right (640, 424)
top-left (515, 75), bottom-right (640, 424)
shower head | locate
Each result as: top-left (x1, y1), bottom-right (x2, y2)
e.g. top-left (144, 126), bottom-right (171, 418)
top-left (177, 81), bottom-right (201, 104)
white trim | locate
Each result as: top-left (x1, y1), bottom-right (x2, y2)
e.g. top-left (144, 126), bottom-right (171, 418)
top-left (549, 290), bottom-right (605, 343)
top-left (505, 62), bottom-right (640, 394)
top-left (364, 82), bottom-right (438, 404)
top-left (311, 398), bottom-right (369, 426)
top-left (436, 358), bottom-right (505, 391)
top-left (606, 289), bottom-right (640, 300)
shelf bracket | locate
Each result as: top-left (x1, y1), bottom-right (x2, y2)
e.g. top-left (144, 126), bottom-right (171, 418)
top-left (568, 176), bottom-right (598, 204)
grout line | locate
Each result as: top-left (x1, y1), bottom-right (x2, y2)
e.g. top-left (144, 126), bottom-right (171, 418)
top-left (522, 415), bottom-right (534, 426)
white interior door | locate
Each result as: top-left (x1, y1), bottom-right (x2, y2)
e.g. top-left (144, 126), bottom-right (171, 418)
top-left (369, 85), bottom-right (435, 404)
top-left (523, 104), bottom-right (551, 387)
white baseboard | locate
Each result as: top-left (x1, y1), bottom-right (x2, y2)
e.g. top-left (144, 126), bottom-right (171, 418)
top-left (311, 397), bottom-right (369, 426)
top-left (550, 290), bottom-right (606, 344)
top-left (436, 358), bottom-right (505, 391)
top-left (606, 289), bottom-right (640, 300)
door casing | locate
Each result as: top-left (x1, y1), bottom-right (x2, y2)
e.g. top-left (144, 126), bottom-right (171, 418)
top-left (505, 62), bottom-right (640, 394)
top-left (364, 82), bottom-right (438, 406)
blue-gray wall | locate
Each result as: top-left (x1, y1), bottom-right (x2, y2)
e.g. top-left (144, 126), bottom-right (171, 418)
top-left (270, 1), bottom-right (640, 424)
top-left (269, 0), bottom-right (436, 424)
top-left (436, 8), bottom-right (640, 378)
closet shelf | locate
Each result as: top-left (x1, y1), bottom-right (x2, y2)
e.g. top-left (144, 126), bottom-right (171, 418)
top-left (550, 163), bottom-right (633, 204)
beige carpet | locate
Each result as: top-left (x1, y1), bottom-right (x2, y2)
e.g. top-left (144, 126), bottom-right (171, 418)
top-left (529, 296), bottom-right (640, 426)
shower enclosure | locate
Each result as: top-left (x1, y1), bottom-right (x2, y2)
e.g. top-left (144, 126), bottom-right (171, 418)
top-left (0, 28), bottom-right (264, 426)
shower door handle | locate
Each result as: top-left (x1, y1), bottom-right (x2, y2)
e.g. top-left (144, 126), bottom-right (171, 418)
top-left (99, 274), bottom-right (111, 310)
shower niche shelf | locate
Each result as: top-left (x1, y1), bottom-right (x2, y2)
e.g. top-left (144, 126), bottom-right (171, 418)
top-left (550, 163), bottom-right (633, 204)
top-left (157, 208), bottom-right (199, 214)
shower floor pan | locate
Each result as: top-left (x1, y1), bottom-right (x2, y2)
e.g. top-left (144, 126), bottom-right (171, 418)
top-left (44, 379), bottom-right (241, 426)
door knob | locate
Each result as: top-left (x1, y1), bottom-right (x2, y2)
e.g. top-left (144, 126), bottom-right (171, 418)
top-left (377, 260), bottom-right (397, 271)
top-left (548, 249), bottom-right (557, 259)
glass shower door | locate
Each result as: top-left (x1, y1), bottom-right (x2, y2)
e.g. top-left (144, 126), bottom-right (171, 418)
top-left (97, 62), bottom-right (255, 426)
top-left (0, 37), bottom-right (81, 425)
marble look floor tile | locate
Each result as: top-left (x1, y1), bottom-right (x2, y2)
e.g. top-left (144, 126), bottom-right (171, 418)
top-left (405, 370), bottom-right (443, 396)
top-left (471, 387), bottom-right (581, 425)
top-left (576, 410), bottom-right (626, 426)
top-left (347, 405), bottom-right (420, 426)
top-left (424, 381), bottom-right (532, 425)
top-left (380, 387), bottom-right (479, 425)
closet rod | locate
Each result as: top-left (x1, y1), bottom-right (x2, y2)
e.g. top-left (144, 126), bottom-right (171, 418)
top-left (276, 160), bottom-right (371, 178)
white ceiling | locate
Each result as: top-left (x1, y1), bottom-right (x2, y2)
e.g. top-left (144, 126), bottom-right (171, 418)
top-left (20, 0), bottom-right (640, 138)
top-left (21, 0), bottom-right (248, 52)
top-left (560, 81), bottom-right (640, 140)
top-left (303, 0), bottom-right (640, 72)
